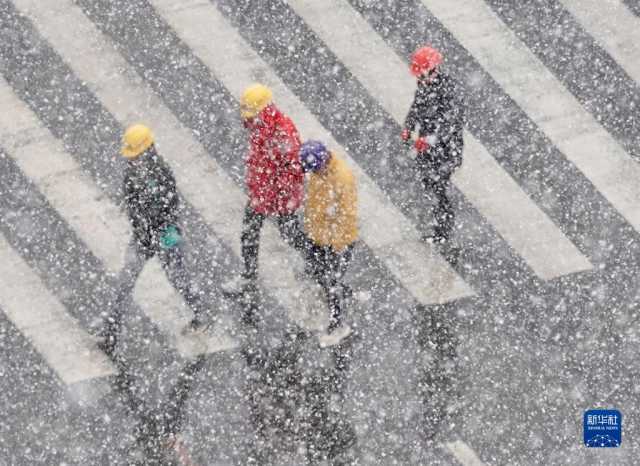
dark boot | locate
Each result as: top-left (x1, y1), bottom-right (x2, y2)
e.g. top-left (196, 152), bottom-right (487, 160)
top-left (97, 331), bottom-right (117, 357)
top-left (327, 315), bottom-right (342, 335)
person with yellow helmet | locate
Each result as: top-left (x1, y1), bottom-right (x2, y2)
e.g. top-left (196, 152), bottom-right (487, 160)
top-left (99, 124), bottom-right (209, 353)
top-left (299, 140), bottom-right (358, 339)
top-left (222, 84), bottom-right (307, 294)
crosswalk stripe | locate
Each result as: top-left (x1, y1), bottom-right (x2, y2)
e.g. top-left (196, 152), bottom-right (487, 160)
top-left (16, 0), bottom-right (328, 334)
top-left (0, 73), bottom-right (227, 359)
top-left (0, 77), bottom-right (128, 274)
top-left (484, 0), bottom-right (640, 163)
top-left (420, 0), bottom-right (640, 240)
top-left (287, 0), bottom-right (591, 281)
top-left (558, 0), bottom-right (640, 86)
top-left (150, 0), bottom-right (472, 305)
top-left (0, 232), bottom-right (116, 385)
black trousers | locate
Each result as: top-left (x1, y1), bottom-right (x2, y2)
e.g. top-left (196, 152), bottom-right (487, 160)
top-left (416, 156), bottom-right (454, 238)
top-left (307, 243), bottom-right (354, 324)
top-left (102, 237), bottom-right (204, 339)
top-left (241, 203), bottom-right (308, 280)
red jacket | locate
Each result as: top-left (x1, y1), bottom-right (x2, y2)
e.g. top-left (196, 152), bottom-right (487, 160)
top-left (245, 104), bottom-right (304, 215)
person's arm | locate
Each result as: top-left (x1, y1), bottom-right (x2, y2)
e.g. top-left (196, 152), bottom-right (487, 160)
top-left (403, 87), bottom-right (421, 134)
top-left (123, 171), bottom-right (150, 246)
top-left (123, 171), bottom-right (139, 224)
top-left (449, 86), bottom-right (465, 168)
top-left (434, 79), bottom-right (465, 171)
top-left (151, 162), bottom-right (179, 229)
top-left (433, 77), bottom-right (463, 145)
top-left (271, 124), bottom-right (302, 193)
top-left (161, 165), bottom-right (179, 224)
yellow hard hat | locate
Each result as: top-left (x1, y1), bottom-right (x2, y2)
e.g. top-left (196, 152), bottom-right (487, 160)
top-left (240, 83), bottom-right (273, 119)
top-left (121, 124), bottom-right (154, 159)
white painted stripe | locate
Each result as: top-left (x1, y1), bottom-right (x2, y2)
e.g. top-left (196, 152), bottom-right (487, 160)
top-left (288, 0), bottom-right (591, 280)
top-left (150, 0), bottom-right (473, 304)
top-left (0, 79), bottom-right (128, 274)
top-left (444, 440), bottom-right (487, 466)
top-left (0, 233), bottom-right (116, 385)
top-left (15, 0), bottom-right (328, 333)
top-left (559, 0), bottom-right (640, 86)
top-left (420, 0), bottom-right (640, 247)
top-left (0, 76), bottom-right (223, 358)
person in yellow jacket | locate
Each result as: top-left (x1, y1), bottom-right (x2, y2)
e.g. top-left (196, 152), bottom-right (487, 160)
top-left (299, 140), bottom-right (358, 336)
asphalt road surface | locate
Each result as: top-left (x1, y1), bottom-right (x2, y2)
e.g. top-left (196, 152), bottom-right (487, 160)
top-left (0, 0), bottom-right (639, 464)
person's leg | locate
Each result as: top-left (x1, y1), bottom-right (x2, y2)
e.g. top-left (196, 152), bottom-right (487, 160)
top-left (305, 242), bottom-right (324, 282)
top-left (321, 247), bottom-right (344, 332)
top-left (159, 241), bottom-right (206, 328)
top-left (222, 204), bottom-right (264, 294)
top-left (433, 176), bottom-right (454, 240)
top-left (117, 239), bottom-right (150, 298)
top-left (335, 244), bottom-right (354, 299)
top-left (335, 244), bottom-right (354, 278)
top-left (276, 212), bottom-right (310, 255)
top-left (241, 204), bottom-right (265, 280)
top-left (416, 156), bottom-right (437, 235)
top-left (326, 244), bottom-right (356, 325)
top-left (100, 239), bottom-right (148, 351)
top-left (419, 165), bottom-right (453, 242)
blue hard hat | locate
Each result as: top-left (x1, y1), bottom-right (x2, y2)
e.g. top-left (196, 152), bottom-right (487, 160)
top-left (299, 140), bottom-right (330, 173)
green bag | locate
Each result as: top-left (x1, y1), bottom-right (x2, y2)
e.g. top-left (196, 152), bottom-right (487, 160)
top-left (159, 225), bottom-right (182, 249)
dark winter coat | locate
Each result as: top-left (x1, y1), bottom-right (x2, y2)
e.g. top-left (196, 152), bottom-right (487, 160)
top-left (123, 146), bottom-right (179, 252)
top-left (404, 71), bottom-right (464, 174)
top-left (244, 104), bottom-right (304, 215)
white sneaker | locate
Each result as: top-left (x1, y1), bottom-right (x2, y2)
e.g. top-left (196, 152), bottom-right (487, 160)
top-left (221, 276), bottom-right (254, 295)
top-left (318, 324), bottom-right (353, 347)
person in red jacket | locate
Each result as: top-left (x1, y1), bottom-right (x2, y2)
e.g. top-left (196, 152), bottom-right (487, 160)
top-left (223, 84), bottom-right (307, 293)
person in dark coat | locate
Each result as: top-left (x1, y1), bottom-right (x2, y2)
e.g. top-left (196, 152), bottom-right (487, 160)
top-left (99, 124), bottom-right (208, 354)
top-left (401, 45), bottom-right (464, 243)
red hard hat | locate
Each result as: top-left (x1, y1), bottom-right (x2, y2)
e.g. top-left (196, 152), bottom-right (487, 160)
top-left (410, 46), bottom-right (443, 77)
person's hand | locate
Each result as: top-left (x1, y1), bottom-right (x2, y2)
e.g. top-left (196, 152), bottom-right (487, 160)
top-left (159, 225), bottom-right (182, 249)
top-left (414, 137), bottom-right (429, 153)
top-left (401, 128), bottom-right (411, 142)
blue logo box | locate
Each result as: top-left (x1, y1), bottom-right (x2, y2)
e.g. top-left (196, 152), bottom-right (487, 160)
top-left (584, 409), bottom-right (622, 447)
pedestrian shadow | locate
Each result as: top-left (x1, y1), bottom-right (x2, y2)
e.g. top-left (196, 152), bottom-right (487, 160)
top-left (107, 350), bottom-right (206, 465)
top-left (234, 284), bottom-right (361, 465)
top-left (412, 303), bottom-right (462, 445)
top-left (98, 266), bottom-right (360, 464)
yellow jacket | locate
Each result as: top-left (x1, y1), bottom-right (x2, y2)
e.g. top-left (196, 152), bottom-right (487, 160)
top-left (304, 153), bottom-right (358, 251)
